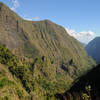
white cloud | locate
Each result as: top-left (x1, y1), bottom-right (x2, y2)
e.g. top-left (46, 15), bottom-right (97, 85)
top-left (33, 17), bottom-right (40, 20)
top-left (23, 17), bottom-right (40, 21)
top-left (11, 0), bottom-right (20, 11)
top-left (66, 28), bottom-right (96, 44)
top-left (24, 18), bottom-right (33, 21)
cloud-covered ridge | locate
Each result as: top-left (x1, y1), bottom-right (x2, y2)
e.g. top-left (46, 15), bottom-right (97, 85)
top-left (66, 28), bottom-right (96, 44)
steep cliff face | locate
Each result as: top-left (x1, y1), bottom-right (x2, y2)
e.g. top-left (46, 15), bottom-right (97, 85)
top-left (0, 2), bottom-right (95, 100)
top-left (0, 2), bottom-right (94, 71)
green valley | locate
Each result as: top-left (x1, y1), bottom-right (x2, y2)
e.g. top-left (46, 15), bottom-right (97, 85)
top-left (0, 2), bottom-right (96, 100)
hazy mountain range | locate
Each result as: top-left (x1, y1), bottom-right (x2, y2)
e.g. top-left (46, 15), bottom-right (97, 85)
top-left (85, 37), bottom-right (100, 64)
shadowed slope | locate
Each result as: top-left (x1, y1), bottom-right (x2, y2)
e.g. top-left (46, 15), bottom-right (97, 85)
top-left (86, 37), bottom-right (100, 64)
top-left (56, 64), bottom-right (100, 100)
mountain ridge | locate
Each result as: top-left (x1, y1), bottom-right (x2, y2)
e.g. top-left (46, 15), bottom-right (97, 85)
top-left (0, 2), bottom-right (96, 100)
top-left (85, 37), bottom-right (100, 63)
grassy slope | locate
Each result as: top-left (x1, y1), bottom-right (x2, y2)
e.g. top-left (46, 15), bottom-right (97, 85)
top-left (0, 64), bottom-right (30, 100)
top-left (0, 2), bottom-right (96, 100)
top-left (0, 2), bottom-right (95, 72)
top-left (0, 44), bottom-right (31, 100)
top-left (0, 43), bottom-right (72, 100)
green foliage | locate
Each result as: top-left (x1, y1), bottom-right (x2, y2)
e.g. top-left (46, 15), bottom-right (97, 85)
top-left (82, 93), bottom-right (90, 100)
top-left (85, 85), bottom-right (91, 92)
top-left (0, 44), bottom-right (30, 99)
top-left (4, 96), bottom-right (9, 100)
top-left (82, 85), bottom-right (91, 100)
top-left (0, 66), bottom-right (29, 100)
top-left (16, 87), bottom-right (23, 99)
top-left (0, 44), bottom-right (18, 66)
top-left (0, 77), bottom-right (15, 88)
top-left (9, 65), bottom-right (34, 93)
top-left (0, 44), bottom-right (34, 93)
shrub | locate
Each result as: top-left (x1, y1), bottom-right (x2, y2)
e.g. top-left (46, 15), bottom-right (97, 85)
top-left (0, 77), bottom-right (15, 88)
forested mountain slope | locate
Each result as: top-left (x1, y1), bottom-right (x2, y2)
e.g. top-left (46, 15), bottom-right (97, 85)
top-left (0, 2), bottom-right (95, 100)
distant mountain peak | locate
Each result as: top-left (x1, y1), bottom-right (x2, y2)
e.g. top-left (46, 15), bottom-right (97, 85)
top-left (86, 36), bottom-right (100, 63)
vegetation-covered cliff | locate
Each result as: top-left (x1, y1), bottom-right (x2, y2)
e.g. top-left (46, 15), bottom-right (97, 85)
top-left (0, 2), bottom-right (95, 100)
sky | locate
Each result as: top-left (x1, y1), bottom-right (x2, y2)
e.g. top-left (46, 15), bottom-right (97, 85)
top-left (0, 0), bottom-right (100, 44)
